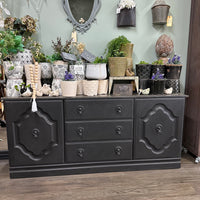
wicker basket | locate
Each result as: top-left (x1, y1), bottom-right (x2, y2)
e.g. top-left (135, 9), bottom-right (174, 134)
top-left (108, 57), bottom-right (127, 77)
top-left (98, 80), bottom-right (108, 95)
top-left (83, 80), bottom-right (99, 96)
top-left (121, 43), bottom-right (134, 58)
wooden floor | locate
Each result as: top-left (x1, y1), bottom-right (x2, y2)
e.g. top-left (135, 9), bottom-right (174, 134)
top-left (0, 153), bottom-right (199, 200)
top-left (0, 127), bottom-right (8, 151)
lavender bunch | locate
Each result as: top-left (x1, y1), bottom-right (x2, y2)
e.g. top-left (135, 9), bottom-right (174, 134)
top-left (168, 55), bottom-right (181, 64)
top-left (152, 68), bottom-right (164, 80)
top-left (64, 71), bottom-right (74, 81)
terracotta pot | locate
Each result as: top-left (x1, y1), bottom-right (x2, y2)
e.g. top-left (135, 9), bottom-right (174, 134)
top-left (61, 81), bottom-right (77, 97)
top-left (83, 80), bottom-right (99, 96)
top-left (108, 57), bottom-right (127, 77)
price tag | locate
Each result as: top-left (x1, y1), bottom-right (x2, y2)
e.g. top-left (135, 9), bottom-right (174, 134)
top-left (116, 8), bottom-right (121, 14)
top-left (167, 16), bottom-right (173, 27)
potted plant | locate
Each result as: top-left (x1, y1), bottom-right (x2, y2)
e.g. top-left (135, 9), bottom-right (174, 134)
top-left (151, 59), bottom-right (166, 77)
top-left (83, 80), bottom-right (99, 96)
top-left (166, 54), bottom-right (182, 79)
top-left (105, 36), bottom-right (131, 77)
top-left (149, 68), bottom-right (165, 94)
top-left (151, 0), bottom-right (170, 25)
top-left (61, 71), bottom-right (77, 97)
top-left (136, 61), bottom-right (152, 79)
top-left (0, 31), bottom-right (24, 97)
top-left (86, 56), bottom-right (107, 80)
top-left (117, 0), bottom-right (136, 27)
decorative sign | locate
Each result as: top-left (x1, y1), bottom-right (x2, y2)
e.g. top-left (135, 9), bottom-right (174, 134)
top-left (81, 50), bottom-right (96, 63)
top-left (61, 52), bottom-right (77, 62)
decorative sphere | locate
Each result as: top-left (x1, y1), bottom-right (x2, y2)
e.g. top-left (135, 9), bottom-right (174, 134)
top-left (155, 34), bottom-right (174, 58)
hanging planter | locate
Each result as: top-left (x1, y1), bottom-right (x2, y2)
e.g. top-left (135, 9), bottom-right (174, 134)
top-left (117, 0), bottom-right (136, 27)
top-left (152, 0), bottom-right (170, 25)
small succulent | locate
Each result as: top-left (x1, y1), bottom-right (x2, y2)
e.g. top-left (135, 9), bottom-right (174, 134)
top-left (152, 60), bottom-right (164, 65)
top-left (64, 71), bottom-right (74, 81)
top-left (93, 56), bottom-right (107, 64)
top-left (118, 0), bottom-right (136, 10)
top-left (168, 55), bottom-right (181, 64)
top-left (138, 61), bottom-right (149, 65)
top-left (152, 68), bottom-right (164, 80)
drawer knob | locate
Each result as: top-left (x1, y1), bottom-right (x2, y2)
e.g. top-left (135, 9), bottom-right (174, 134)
top-left (115, 126), bottom-right (122, 135)
top-left (115, 146), bottom-right (122, 156)
top-left (155, 124), bottom-right (163, 134)
top-left (77, 127), bottom-right (84, 137)
top-left (116, 106), bottom-right (122, 114)
top-left (77, 148), bottom-right (85, 158)
top-left (77, 105), bottom-right (85, 115)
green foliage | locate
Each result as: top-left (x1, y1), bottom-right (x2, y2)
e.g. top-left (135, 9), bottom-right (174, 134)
top-left (152, 60), bottom-right (164, 65)
top-left (50, 53), bottom-right (63, 62)
top-left (138, 61), bottom-right (149, 65)
top-left (0, 31), bottom-right (24, 61)
top-left (8, 66), bottom-right (14, 71)
top-left (93, 56), bottom-right (107, 64)
top-left (104, 36), bottom-right (130, 61)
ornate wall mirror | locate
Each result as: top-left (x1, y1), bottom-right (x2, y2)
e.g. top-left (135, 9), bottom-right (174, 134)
top-left (63, 0), bottom-right (101, 33)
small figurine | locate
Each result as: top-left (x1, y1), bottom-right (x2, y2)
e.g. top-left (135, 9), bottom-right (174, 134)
top-left (49, 89), bottom-right (59, 97)
top-left (139, 88), bottom-right (150, 95)
top-left (41, 84), bottom-right (51, 96)
top-left (164, 87), bottom-right (173, 95)
top-left (126, 69), bottom-right (135, 76)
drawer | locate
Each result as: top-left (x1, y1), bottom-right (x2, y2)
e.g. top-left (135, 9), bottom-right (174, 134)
top-left (65, 120), bottom-right (133, 142)
top-left (65, 99), bottom-right (133, 120)
top-left (65, 141), bottom-right (132, 163)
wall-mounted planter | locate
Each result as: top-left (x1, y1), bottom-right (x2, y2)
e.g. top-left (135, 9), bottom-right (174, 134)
top-left (152, 0), bottom-right (170, 25)
top-left (117, 7), bottom-right (136, 27)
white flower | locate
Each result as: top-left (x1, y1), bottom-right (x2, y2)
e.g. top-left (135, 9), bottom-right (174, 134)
top-left (118, 0), bottom-right (136, 10)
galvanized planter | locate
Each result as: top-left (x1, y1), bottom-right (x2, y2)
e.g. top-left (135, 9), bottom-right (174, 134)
top-left (117, 7), bottom-right (136, 27)
top-left (152, 0), bottom-right (170, 25)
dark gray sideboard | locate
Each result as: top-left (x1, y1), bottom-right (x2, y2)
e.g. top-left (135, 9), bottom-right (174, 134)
top-left (3, 95), bottom-right (186, 178)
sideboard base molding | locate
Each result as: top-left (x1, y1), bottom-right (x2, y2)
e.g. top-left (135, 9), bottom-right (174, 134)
top-left (10, 159), bottom-right (181, 179)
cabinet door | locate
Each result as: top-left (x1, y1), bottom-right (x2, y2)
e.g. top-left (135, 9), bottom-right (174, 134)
top-left (134, 98), bottom-right (185, 159)
top-left (4, 100), bottom-right (64, 166)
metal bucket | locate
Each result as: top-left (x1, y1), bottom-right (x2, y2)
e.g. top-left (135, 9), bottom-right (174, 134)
top-left (152, 5), bottom-right (170, 25)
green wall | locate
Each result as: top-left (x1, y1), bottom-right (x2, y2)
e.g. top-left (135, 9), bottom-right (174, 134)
top-left (7, 0), bottom-right (191, 91)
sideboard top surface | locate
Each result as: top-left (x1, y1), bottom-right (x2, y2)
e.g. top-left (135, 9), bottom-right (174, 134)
top-left (2, 94), bottom-right (188, 101)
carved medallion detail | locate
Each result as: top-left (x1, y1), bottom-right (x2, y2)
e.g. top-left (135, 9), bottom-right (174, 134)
top-left (13, 109), bottom-right (57, 161)
top-left (140, 104), bottom-right (177, 154)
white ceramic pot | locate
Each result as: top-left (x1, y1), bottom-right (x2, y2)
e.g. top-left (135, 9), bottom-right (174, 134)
top-left (98, 80), bottom-right (108, 95)
top-left (61, 81), bottom-right (77, 97)
top-left (86, 63), bottom-right (107, 80)
top-left (83, 80), bottom-right (99, 96)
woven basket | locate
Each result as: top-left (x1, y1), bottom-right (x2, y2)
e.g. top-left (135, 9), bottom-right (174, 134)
top-left (83, 80), bottom-right (99, 96)
top-left (136, 64), bottom-right (152, 79)
top-left (108, 57), bottom-right (127, 77)
top-left (166, 79), bottom-right (180, 94)
top-left (126, 58), bottom-right (133, 71)
top-left (98, 80), bottom-right (108, 95)
top-left (121, 43), bottom-right (134, 58)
